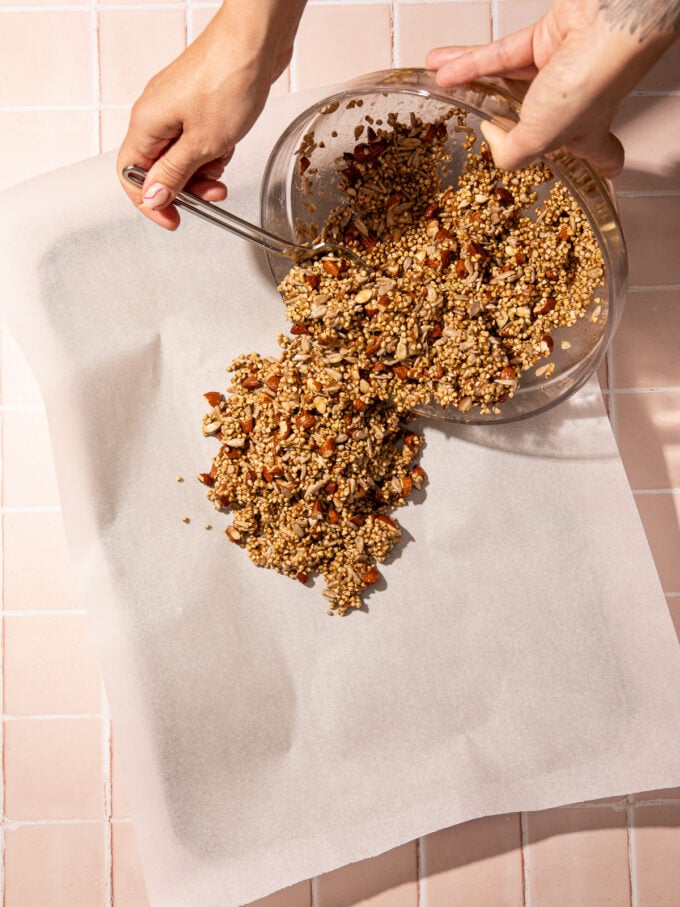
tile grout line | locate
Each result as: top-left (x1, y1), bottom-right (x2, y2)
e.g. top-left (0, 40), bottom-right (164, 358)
top-left (3, 610), bottom-right (88, 617)
top-left (0, 346), bottom-right (7, 901)
top-left (0, 451), bottom-right (5, 907)
top-left (627, 796), bottom-right (638, 907)
top-left (0, 105), bottom-right (129, 112)
top-left (90, 0), bottom-right (102, 156)
top-left (611, 386), bottom-right (680, 394)
top-left (2, 818), bottom-right (108, 829)
top-left (391, 1), bottom-right (399, 68)
top-left (0, 507), bottom-right (61, 514)
top-left (416, 836), bottom-right (426, 907)
top-left (3, 714), bottom-right (105, 721)
top-left (310, 874), bottom-right (318, 907)
top-left (520, 811), bottom-right (532, 907)
top-left (0, 2), bottom-right (195, 9)
top-left (628, 284), bottom-right (680, 292)
top-left (186, 0), bottom-right (194, 44)
top-left (103, 697), bottom-right (113, 907)
top-left (491, 0), bottom-right (499, 41)
top-left (617, 190), bottom-right (680, 197)
top-left (289, 36), bottom-right (298, 94)
top-left (607, 350), bottom-right (617, 436)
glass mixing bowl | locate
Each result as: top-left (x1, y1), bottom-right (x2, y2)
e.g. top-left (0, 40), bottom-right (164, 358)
top-left (260, 69), bottom-right (627, 424)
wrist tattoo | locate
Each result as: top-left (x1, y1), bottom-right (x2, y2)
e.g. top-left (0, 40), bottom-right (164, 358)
top-left (599, 0), bottom-right (680, 41)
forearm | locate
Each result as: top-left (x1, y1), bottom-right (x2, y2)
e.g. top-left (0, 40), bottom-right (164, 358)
top-left (212, 0), bottom-right (308, 71)
top-left (599, 0), bottom-right (680, 42)
top-left (593, 0), bottom-right (680, 96)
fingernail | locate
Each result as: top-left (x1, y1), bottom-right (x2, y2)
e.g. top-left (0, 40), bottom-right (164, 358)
top-left (142, 183), bottom-right (172, 210)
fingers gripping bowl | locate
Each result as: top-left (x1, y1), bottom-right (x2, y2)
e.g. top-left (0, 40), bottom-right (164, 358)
top-left (260, 69), bottom-right (627, 424)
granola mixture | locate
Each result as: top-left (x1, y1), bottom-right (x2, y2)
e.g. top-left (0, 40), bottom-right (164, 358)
top-left (199, 347), bottom-right (423, 613)
top-left (199, 106), bottom-right (605, 615)
top-left (282, 111), bottom-right (604, 413)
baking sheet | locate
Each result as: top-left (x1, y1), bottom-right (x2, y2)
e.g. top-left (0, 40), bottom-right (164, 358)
top-left (1, 87), bottom-right (679, 907)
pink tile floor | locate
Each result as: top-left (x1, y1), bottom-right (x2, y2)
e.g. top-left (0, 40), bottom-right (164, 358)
top-left (1, 1), bottom-right (679, 904)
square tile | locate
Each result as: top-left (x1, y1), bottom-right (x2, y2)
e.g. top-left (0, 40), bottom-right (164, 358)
top-left (245, 880), bottom-right (312, 907)
top-left (0, 322), bottom-right (43, 404)
top-left (101, 107), bottom-right (133, 155)
top-left (99, 10), bottom-right (187, 106)
top-left (0, 110), bottom-right (95, 194)
top-left (613, 95), bottom-right (680, 192)
top-left (422, 814), bottom-right (523, 906)
top-left (270, 67), bottom-right (291, 98)
top-left (615, 391), bottom-right (680, 489)
top-left (633, 493), bottom-right (680, 592)
top-left (0, 12), bottom-right (94, 106)
top-left (4, 718), bottom-right (105, 819)
top-left (619, 196), bottom-right (680, 287)
top-left (1, 408), bottom-right (61, 507)
top-left (294, 5), bottom-right (392, 91)
top-left (112, 819), bottom-right (313, 907)
top-left (525, 806), bottom-right (630, 906)
top-left (494, 0), bottom-right (552, 39)
top-left (612, 290), bottom-right (680, 388)
top-left (190, 5), bottom-right (219, 39)
top-left (316, 841), bottom-right (417, 907)
top-left (4, 615), bottom-right (104, 716)
top-left (2, 511), bottom-right (82, 611)
top-left (631, 804), bottom-right (680, 905)
top-left (112, 822), bottom-right (151, 907)
top-left (396, 2), bottom-right (491, 66)
top-left (5, 823), bottom-right (106, 907)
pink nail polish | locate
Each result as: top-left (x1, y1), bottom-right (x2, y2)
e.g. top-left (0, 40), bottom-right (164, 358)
top-left (142, 183), bottom-right (172, 210)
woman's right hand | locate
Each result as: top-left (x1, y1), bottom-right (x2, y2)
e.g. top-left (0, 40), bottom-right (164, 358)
top-left (117, 0), bottom-right (307, 229)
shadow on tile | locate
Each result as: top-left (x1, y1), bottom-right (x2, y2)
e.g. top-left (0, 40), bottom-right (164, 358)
top-left (307, 800), bottom-right (680, 907)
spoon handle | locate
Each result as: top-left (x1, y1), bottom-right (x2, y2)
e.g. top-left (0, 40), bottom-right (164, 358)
top-left (123, 166), bottom-right (302, 260)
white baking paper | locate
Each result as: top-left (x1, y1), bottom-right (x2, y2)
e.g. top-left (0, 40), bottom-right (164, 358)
top-left (1, 88), bottom-right (680, 907)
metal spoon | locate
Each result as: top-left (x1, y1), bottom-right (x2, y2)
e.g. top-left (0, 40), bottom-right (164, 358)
top-left (123, 166), bottom-right (373, 272)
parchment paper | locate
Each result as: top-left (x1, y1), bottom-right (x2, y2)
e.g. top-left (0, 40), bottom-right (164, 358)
top-left (1, 88), bottom-right (680, 907)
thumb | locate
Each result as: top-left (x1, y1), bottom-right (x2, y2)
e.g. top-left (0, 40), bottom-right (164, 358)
top-left (480, 120), bottom-right (543, 171)
top-left (141, 136), bottom-right (229, 210)
top-left (481, 120), bottom-right (625, 178)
